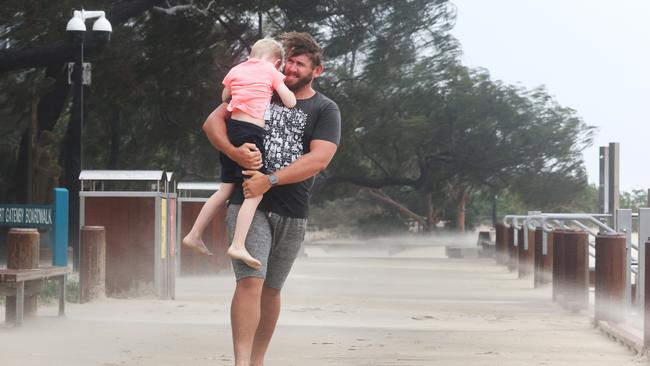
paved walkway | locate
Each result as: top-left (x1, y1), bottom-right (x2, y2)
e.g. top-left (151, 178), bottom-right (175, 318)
top-left (0, 248), bottom-right (645, 365)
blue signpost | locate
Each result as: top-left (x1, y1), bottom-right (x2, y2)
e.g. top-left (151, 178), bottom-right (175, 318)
top-left (0, 188), bottom-right (69, 266)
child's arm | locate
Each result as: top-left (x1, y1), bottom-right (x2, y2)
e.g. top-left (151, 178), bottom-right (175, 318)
top-left (275, 82), bottom-right (296, 108)
top-left (222, 86), bottom-right (231, 103)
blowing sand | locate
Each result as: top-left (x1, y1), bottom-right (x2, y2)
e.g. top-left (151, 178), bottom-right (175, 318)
top-left (0, 245), bottom-right (644, 365)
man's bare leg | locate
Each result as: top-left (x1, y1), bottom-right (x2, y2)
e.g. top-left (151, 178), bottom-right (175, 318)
top-left (232, 277), bottom-right (264, 366)
top-left (250, 285), bottom-right (282, 366)
top-left (182, 183), bottom-right (234, 255)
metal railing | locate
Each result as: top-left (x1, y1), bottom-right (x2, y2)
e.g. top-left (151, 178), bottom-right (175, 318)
top-left (503, 211), bottom-right (642, 310)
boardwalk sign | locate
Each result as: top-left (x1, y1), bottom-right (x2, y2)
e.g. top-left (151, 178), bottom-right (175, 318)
top-left (0, 188), bottom-right (69, 266)
top-left (0, 205), bottom-right (54, 227)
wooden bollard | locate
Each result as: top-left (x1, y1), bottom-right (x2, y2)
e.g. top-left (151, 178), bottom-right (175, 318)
top-left (595, 233), bottom-right (626, 323)
top-left (552, 230), bottom-right (565, 303)
top-left (562, 231), bottom-right (589, 311)
top-left (518, 228), bottom-right (535, 278)
top-left (534, 228), bottom-right (553, 287)
top-left (495, 223), bottom-right (507, 265)
top-left (79, 226), bottom-right (106, 303)
top-left (507, 227), bottom-right (518, 272)
top-left (6, 228), bottom-right (39, 322)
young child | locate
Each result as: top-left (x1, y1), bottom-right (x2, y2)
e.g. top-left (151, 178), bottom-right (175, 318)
top-left (182, 38), bottom-right (296, 269)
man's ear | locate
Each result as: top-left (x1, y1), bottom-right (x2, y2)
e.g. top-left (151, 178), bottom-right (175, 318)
top-left (312, 65), bottom-right (324, 78)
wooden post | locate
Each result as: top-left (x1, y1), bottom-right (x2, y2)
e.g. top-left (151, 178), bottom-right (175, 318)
top-left (6, 228), bottom-right (39, 322)
top-left (518, 228), bottom-right (535, 278)
top-left (79, 226), bottom-right (106, 303)
top-left (595, 233), bottom-right (626, 323)
top-left (639, 240), bottom-right (650, 349)
top-left (534, 228), bottom-right (553, 286)
top-left (552, 230), bottom-right (565, 303)
top-left (563, 231), bottom-right (589, 311)
top-left (507, 227), bottom-right (518, 272)
top-left (495, 223), bottom-right (507, 265)
top-left (534, 228), bottom-right (543, 287)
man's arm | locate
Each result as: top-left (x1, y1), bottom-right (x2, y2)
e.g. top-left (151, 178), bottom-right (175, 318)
top-left (202, 103), bottom-right (262, 170)
top-left (242, 139), bottom-right (337, 197)
top-left (221, 86), bottom-right (231, 103)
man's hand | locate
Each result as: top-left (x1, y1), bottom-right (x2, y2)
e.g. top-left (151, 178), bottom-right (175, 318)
top-left (202, 104), bottom-right (262, 170)
top-left (242, 170), bottom-right (272, 198)
top-left (232, 143), bottom-right (263, 171)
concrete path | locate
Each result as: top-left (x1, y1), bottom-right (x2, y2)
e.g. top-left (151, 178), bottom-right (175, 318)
top-left (0, 250), bottom-right (645, 365)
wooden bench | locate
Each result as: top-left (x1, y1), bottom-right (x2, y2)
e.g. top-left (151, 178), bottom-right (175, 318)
top-left (0, 266), bottom-right (71, 326)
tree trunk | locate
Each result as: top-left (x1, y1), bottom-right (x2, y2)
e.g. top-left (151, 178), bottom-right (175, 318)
top-left (456, 189), bottom-right (469, 232)
top-left (424, 192), bottom-right (436, 232)
top-left (10, 63), bottom-right (69, 205)
top-left (12, 126), bottom-right (31, 204)
top-left (367, 189), bottom-right (426, 229)
top-left (108, 110), bottom-right (120, 169)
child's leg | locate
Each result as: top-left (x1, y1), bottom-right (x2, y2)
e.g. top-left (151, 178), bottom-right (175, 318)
top-left (227, 194), bottom-right (263, 269)
top-left (183, 183), bottom-right (234, 256)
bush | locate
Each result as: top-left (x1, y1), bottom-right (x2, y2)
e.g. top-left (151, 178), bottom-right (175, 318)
top-left (38, 273), bottom-right (80, 304)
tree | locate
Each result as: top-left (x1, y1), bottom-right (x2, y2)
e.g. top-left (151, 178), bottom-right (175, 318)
top-left (0, 0), bottom-right (596, 238)
top-left (327, 61), bottom-right (595, 232)
top-left (620, 189), bottom-right (648, 212)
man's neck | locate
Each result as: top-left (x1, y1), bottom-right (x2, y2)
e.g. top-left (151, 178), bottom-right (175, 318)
top-left (294, 86), bottom-right (316, 100)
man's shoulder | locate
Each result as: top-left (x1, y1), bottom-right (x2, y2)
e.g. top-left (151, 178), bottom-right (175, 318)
top-left (312, 92), bottom-right (338, 109)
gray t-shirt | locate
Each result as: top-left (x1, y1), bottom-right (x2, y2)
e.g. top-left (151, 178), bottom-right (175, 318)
top-left (229, 91), bottom-right (341, 218)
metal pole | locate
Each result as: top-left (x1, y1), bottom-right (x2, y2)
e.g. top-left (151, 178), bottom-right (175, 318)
top-left (645, 239), bottom-right (650, 348)
top-left (552, 230), bottom-right (565, 303)
top-left (599, 146), bottom-right (609, 214)
top-left (638, 208), bottom-right (650, 310)
top-left (616, 209), bottom-right (632, 310)
top-left (608, 142), bottom-right (620, 228)
top-left (492, 194), bottom-right (497, 227)
top-left (69, 40), bottom-right (84, 270)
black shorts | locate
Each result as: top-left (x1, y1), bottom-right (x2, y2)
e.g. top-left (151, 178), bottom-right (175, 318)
top-left (220, 118), bottom-right (266, 183)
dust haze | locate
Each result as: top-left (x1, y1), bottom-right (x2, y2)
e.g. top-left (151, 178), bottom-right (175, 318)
top-left (0, 231), bottom-right (642, 365)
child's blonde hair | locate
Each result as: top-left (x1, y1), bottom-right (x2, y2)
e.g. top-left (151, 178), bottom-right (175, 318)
top-left (250, 38), bottom-right (284, 61)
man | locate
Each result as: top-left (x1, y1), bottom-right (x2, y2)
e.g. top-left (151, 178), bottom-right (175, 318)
top-left (202, 32), bottom-right (341, 366)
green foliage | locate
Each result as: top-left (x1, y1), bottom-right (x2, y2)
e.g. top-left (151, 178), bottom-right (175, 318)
top-left (0, 0), bottom-right (598, 232)
top-left (309, 196), bottom-right (409, 235)
top-left (620, 189), bottom-right (648, 212)
top-left (327, 49), bottom-right (595, 229)
top-left (0, 0), bottom-right (458, 201)
top-left (38, 276), bottom-right (80, 304)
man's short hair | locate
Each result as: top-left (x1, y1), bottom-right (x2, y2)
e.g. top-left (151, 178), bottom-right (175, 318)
top-left (250, 38), bottom-right (285, 60)
top-left (280, 32), bottom-right (323, 67)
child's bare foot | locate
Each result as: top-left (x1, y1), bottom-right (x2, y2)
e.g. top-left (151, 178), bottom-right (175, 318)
top-left (182, 234), bottom-right (213, 256)
top-left (227, 245), bottom-right (261, 269)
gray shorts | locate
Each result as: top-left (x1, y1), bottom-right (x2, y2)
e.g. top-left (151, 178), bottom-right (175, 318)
top-left (226, 204), bottom-right (307, 289)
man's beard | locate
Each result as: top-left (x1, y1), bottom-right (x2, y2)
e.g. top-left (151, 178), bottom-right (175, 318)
top-left (286, 73), bottom-right (313, 91)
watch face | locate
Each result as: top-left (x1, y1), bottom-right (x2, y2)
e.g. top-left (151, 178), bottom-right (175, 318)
top-left (269, 174), bottom-right (278, 185)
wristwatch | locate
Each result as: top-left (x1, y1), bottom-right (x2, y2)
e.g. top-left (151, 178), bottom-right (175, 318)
top-left (267, 174), bottom-right (279, 186)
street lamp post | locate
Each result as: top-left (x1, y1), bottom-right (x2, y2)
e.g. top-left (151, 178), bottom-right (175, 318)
top-left (65, 10), bottom-right (112, 268)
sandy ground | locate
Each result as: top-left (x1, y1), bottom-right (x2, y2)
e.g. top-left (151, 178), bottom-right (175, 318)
top-left (0, 245), bottom-right (646, 366)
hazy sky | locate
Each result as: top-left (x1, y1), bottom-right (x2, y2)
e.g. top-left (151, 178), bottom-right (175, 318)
top-left (451, 0), bottom-right (650, 191)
